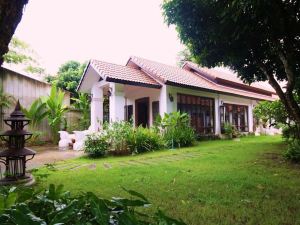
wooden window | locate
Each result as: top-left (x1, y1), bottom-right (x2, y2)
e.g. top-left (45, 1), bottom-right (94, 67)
top-left (124, 105), bottom-right (133, 122)
top-left (177, 93), bottom-right (214, 135)
top-left (103, 96), bottom-right (110, 123)
top-left (222, 103), bottom-right (248, 132)
top-left (152, 101), bottom-right (159, 122)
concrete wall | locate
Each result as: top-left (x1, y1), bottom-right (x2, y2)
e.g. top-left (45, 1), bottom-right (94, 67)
top-left (0, 67), bottom-right (71, 141)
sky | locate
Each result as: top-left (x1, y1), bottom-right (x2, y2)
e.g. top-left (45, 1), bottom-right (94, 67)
top-left (14, 0), bottom-right (184, 74)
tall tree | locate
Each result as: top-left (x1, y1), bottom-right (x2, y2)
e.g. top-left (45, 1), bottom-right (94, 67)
top-left (4, 37), bottom-right (45, 75)
top-left (46, 60), bottom-right (86, 97)
top-left (0, 0), bottom-right (29, 66)
top-left (163, 0), bottom-right (300, 124)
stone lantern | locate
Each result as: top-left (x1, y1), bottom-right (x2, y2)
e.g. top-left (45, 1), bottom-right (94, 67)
top-left (0, 100), bottom-right (36, 185)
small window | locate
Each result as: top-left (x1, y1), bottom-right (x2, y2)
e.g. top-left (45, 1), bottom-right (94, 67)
top-left (152, 101), bottom-right (159, 122)
top-left (124, 105), bottom-right (133, 122)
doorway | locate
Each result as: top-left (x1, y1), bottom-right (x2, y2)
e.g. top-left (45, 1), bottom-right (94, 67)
top-left (135, 97), bottom-right (149, 127)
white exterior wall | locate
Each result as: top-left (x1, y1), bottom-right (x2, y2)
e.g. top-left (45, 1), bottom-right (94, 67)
top-left (109, 83), bottom-right (125, 122)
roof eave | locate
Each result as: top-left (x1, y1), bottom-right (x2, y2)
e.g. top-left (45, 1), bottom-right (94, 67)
top-left (165, 80), bottom-right (274, 101)
top-left (106, 77), bottom-right (161, 89)
top-left (76, 60), bottom-right (91, 92)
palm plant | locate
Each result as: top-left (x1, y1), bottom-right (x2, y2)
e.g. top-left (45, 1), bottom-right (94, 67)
top-left (42, 85), bottom-right (68, 144)
top-left (0, 87), bottom-right (15, 113)
top-left (22, 98), bottom-right (47, 130)
top-left (71, 93), bottom-right (90, 130)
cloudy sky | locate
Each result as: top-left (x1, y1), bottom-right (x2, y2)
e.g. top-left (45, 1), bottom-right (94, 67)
top-left (14, 0), bottom-right (184, 74)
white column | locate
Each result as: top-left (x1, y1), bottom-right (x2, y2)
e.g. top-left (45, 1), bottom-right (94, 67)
top-left (248, 103), bottom-right (254, 132)
top-left (91, 84), bottom-right (103, 132)
top-left (159, 85), bottom-right (173, 117)
top-left (159, 85), bottom-right (167, 117)
top-left (109, 83), bottom-right (125, 122)
top-left (214, 97), bottom-right (221, 135)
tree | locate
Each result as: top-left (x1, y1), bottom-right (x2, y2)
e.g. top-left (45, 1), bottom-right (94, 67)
top-left (3, 37), bottom-right (45, 75)
top-left (176, 48), bottom-right (196, 67)
top-left (0, 0), bottom-right (28, 66)
top-left (162, 0), bottom-right (300, 125)
top-left (47, 60), bottom-right (87, 97)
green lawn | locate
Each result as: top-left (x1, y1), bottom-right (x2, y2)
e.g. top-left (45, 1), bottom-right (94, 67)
top-left (35, 136), bottom-right (300, 225)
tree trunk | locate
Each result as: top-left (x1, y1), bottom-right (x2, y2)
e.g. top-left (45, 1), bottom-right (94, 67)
top-left (258, 63), bottom-right (300, 126)
top-left (0, 0), bottom-right (29, 66)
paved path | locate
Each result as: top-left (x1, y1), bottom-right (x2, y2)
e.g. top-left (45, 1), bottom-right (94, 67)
top-left (0, 145), bottom-right (83, 176)
top-left (26, 145), bottom-right (84, 170)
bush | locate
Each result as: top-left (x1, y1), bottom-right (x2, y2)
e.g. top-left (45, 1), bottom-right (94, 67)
top-left (223, 122), bottom-right (240, 139)
top-left (284, 139), bottom-right (300, 163)
top-left (282, 125), bottom-right (300, 141)
top-left (26, 131), bottom-right (46, 146)
top-left (158, 112), bottom-right (196, 148)
top-left (106, 121), bottom-right (135, 155)
top-left (131, 126), bottom-right (164, 153)
top-left (0, 184), bottom-right (186, 225)
top-left (84, 132), bottom-right (109, 157)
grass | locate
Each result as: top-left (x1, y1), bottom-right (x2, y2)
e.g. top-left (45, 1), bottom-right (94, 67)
top-left (35, 136), bottom-right (300, 225)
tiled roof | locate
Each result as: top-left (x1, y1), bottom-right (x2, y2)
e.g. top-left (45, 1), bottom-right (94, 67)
top-left (129, 56), bottom-right (217, 90)
top-left (184, 61), bottom-right (276, 93)
top-left (128, 56), bottom-right (277, 101)
top-left (90, 59), bottom-right (161, 88)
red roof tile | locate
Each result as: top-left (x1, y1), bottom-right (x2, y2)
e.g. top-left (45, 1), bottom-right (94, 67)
top-left (184, 61), bottom-right (276, 94)
top-left (128, 56), bottom-right (277, 101)
top-left (90, 59), bottom-right (161, 88)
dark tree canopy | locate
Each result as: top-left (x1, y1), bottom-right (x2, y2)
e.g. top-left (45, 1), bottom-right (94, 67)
top-left (0, 0), bottom-right (28, 66)
top-left (163, 0), bottom-right (300, 124)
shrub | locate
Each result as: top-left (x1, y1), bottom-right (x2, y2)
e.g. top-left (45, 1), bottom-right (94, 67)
top-left (131, 126), bottom-right (164, 153)
top-left (284, 139), bottom-right (300, 163)
top-left (223, 122), bottom-right (240, 139)
top-left (26, 131), bottom-right (46, 146)
top-left (282, 125), bottom-right (300, 141)
top-left (158, 112), bottom-right (196, 148)
top-left (84, 132), bottom-right (109, 157)
top-left (106, 121), bottom-right (135, 155)
top-left (0, 184), bottom-right (186, 225)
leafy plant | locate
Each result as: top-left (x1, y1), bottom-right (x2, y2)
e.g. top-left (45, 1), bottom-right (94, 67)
top-left (22, 98), bottom-right (47, 130)
top-left (0, 87), bottom-right (15, 113)
top-left (131, 126), bottom-right (164, 154)
top-left (223, 122), bottom-right (240, 139)
top-left (284, 139), bottom-right (300, 163)
top-left (282, 125), bottom-right (300, 142)
top-left (26, 131), bottom-right (46, 146)
top-left (84, 132), bottom-right (109, 157)
top-left (157, 112), bottom-right (196, 148)
top-left (223, 122), bottom-right (234, 139)
top-left (0, 184), bottom-right (186, 225)
top-left (106, 121), bottom-right (135, 155)
top-left (71, 93), bottom-right (90, 130)
top-left (42, 85), bottom-right (68, 144)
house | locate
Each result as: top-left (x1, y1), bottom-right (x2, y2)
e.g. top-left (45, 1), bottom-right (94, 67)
top-left (77, 56), bottom-right (278, 136)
